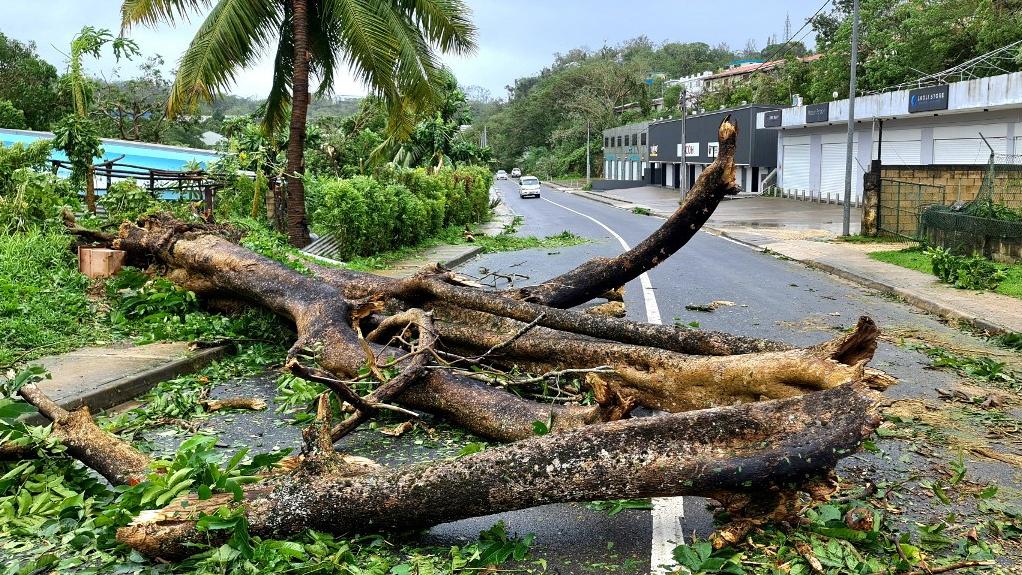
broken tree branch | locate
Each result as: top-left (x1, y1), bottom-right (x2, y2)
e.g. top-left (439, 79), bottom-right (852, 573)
top-left (116, 383), bottom-right (881, 560)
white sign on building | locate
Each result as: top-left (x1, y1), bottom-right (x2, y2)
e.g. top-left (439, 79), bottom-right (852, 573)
top-left (685, 143), bottom-right (699, 157)
top-left (707, 142), bottom-right (719, 158)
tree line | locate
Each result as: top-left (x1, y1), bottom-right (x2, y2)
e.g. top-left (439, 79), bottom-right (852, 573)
top-left (470, 0), bottom-right (1022, 180)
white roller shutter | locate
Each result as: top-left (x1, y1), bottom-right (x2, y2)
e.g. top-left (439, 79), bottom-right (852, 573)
top-left (877, 129), bottom-right (922, 165)
top-left (820, 142), bottom-right (857, 196)
top-left (665, 163), bottom-right (674, 187)
top-left (934, 138), bottom-right (1006, 164)
top-left (934, 124), bottom-right (1008, 164)
top-left (634, 161), bottom-right (640, 180)
top-left (782, 144), bottom-right (811, 190)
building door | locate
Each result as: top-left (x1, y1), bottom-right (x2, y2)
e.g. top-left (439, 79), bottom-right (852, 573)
top-left (782, 144), bottom-right (811, 191)
top-left (689, 164), bottom-right (696, 188)
top-left (821, 140), bottom-right (860, 199)
top-left (665, 163), bottom-right (674, 187)
top-left (673, 164), bottom-right (681, 189)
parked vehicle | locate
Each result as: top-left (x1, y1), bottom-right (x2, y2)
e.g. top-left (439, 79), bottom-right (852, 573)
top-left (495, 169), bottom-right (508, 180)
top-left (510, 167), bottom-right (521, 178)
top-left (519, 175), bottom-right (541, 198)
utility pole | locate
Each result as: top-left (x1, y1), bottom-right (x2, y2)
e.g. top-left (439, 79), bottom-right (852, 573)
top-left (842, 0), bottom-right (860, 236)
top-left (678, 88), bottom-right (688, 197)
top-left (586, 119), bottom-right (591, 186)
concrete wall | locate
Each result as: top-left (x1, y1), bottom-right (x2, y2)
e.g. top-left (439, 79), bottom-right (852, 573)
top-left (592, 179), bottom-right (651, 191)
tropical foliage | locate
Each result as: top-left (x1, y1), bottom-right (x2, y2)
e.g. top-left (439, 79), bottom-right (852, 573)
top-left (0, 33), bottom-right (64, 130)
top-left (120, 0), bottom-right (478, 246)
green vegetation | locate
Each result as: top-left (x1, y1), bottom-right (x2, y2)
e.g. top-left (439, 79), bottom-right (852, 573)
top-left (476, 230), bottom-right (587, 253)
top-left (870, 246), bottom-right (1022, 298)
top-left (631, 206), bottom-right (654, 216)
top-left (833, 234), bottom-right (912, 244)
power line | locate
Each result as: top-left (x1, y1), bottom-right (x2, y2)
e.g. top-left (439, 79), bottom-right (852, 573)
top-left (747, 0), bottom-right (832, 74)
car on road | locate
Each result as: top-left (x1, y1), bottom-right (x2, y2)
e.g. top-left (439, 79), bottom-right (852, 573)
top-left (495, 169), bottom-right (508, 180)
top-left (510, 167), bottom-right (521, 178)
top-left (519, 175), bottom-right (541, 198)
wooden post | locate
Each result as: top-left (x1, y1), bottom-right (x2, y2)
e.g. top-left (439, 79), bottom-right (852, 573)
top-left (78, 247), bottom-right (126, 279)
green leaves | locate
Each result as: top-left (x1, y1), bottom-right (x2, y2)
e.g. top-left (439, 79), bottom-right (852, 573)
top-left (672, 540), bottom-right (745, 575)
top-left (586, 499), bottom-right (653, 516)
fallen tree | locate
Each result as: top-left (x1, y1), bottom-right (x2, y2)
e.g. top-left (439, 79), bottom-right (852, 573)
top-left (11, 116), bottom-right (892, 561)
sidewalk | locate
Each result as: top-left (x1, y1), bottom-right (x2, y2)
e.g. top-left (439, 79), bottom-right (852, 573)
top-left (558, 183), bottom-right (1022, 335)
top-left (21, 342), bottom-right (229, 416)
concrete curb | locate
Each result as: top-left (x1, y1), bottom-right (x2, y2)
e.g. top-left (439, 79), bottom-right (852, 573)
top-left (704, 227), bottom-right (1013, 335)
top-left (26, 345), bottom-right (233, 423)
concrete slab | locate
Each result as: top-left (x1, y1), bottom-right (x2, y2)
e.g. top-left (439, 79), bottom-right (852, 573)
top-left (25, 342), bottom-right (230, 414)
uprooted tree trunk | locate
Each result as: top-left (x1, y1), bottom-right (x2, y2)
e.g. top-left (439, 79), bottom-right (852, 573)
top-left (27, 116), bottom-right (893, 560)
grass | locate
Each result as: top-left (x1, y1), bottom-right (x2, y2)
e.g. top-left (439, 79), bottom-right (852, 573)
top-left (0, 230), bottom-right (109, 367)
top-left (834, 234), bottom-right (913, 244)
top-left (344, 222), bottom-right (589, 271)
top-left (870, 246), bottom-right (1022, 299)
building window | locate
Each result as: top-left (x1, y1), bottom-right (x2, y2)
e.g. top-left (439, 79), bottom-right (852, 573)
top-left (641, 132), bottom-right (647, 145)
top-left (617, 136), bottom-right (622, 147)
top-left (604, 136), bottom-right (608, 147)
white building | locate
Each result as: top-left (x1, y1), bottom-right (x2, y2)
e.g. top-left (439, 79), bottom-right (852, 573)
top-left (758, 71), bottom-right (1022, 202)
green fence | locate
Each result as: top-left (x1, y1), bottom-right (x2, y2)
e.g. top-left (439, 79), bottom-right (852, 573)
top-left (878, 179), bottom-right (946, 239)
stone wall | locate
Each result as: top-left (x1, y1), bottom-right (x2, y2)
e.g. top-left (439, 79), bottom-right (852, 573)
top-left (880, 164), bottom-right (987, 204)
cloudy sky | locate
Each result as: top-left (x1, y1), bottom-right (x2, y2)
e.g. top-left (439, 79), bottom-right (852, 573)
top-left (2, 0), bottom-right (830, 100)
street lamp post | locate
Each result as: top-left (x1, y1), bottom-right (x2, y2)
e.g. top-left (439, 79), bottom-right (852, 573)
top-left (586, 119), bottom-right (591, 186)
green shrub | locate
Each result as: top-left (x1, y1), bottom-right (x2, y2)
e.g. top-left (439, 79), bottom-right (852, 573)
top-left (0, 100), bottom-right (25, 129)
top-left (0, 169), bottom-right (77, 233)
top-left (214, 173), bottom-right (269, 221)
top-left (98, 178), bottom-right (155, 222)
top-left (927, 246), bottom-right (1007, 290)
top-left (313, 166), bottom-right (492, 260)
top-left (0, 140), bottom-right (52, 193)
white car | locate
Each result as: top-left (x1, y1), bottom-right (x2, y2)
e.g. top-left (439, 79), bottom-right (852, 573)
top-left (519, 176), bottom-right (541, 198)
top-left (510, 167), bottom-right (522, 178)
top-left (495, 170), bottom-right (508, 180)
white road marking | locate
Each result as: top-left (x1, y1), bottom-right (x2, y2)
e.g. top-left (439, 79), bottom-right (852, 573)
top-left (540, 197), bottom-right (661, 325)
top-left (541, 195), bottom-right (682, 574)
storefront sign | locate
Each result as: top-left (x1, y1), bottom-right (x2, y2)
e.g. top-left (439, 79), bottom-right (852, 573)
top-left (764, 109), bottom-right (782, 127)
top-left (680, 142), bottom-right (699, 157)
top-left (707, 142), bottom-right (719, 158)
top-left (908, 85), bottom-right (949, 113)
top-left (649, 145), bottom-right (658, 158)
top-left (806, 103), bottom-right (829, 123)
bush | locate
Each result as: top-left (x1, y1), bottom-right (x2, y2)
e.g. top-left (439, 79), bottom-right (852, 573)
top-left (0, 100), bottom-right (25, 129)
top-left (99, 178), bottom-right (156, 222)
top-left (313, 166), bottom-right (493, 260)
top-left (214, 173), bottom-right (269, 222)
top-left (0, 169), bottom-right (77, 233)
top-left (0, 140), bottom-right (52, 193)
top-left (927, 246), bottom-right (1007, 290)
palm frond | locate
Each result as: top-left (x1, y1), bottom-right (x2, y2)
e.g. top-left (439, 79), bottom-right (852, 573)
top-left (120, 0), bottom-right (213, 29)
top-left (166, 0), bottom-right (282, 116)
top-left (262, 15), bottom-right (295, 136)
top-left (393, 0), bottom-right (477, 54)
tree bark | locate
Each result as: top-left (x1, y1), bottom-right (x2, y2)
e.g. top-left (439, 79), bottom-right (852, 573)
top-left (284, 0), bottom-right (312, 247)
top-left (116, 383), bottom-right (881, 560)
top-left (507, 117), bottom-right (743, 309)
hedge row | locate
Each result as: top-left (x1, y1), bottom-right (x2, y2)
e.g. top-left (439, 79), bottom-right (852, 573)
top-left (311, 166), bottom-right (492, 259)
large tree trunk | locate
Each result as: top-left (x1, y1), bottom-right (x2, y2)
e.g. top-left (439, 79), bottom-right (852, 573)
top-left (25, 115), bottom-right (895, 563)
top-left (117, 383), bottom-right (880, 560)
top-left (284, 0), bottom-right (312, 247)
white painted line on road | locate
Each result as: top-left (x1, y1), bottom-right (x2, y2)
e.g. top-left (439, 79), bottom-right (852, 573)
top-left (540, 198), bottom-right (661, 325)
top-left (541, 196), bottom-right (681, 574)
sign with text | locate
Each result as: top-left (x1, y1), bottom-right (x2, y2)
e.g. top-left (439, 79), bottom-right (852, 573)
top-left (764, 109), bottom-right (782, 127)
top-left (707, 142), bottom-right (719, 158)
top-left (680, 142), bottom-right (699, 157)
top-left (909, 85), bottom-right (949, 113)
top-left (806, 103), bottom-right (829, 123)
top-left (649, 144), bottom-right (658, 158)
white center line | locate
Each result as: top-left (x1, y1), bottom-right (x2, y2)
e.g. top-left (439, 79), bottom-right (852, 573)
top-left (541, 195), bottom-right (681, 574)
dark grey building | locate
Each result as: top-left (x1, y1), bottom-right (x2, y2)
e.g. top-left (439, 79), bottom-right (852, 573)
top-left (647, 105), bottom-right (779, 194)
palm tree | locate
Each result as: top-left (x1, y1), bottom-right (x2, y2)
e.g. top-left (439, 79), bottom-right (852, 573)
top-left (120, 0), bottom-right (476, 247)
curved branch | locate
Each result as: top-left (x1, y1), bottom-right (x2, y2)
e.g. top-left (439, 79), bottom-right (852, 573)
top-left (507, 116), bottom-right (743, 308)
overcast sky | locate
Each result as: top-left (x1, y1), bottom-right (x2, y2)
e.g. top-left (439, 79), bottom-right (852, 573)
top-left (1, 0), bottom-right (830, 100)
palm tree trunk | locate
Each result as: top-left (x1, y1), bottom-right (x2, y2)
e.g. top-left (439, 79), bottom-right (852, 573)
top-left (285, 0), bottom-right (312, 247)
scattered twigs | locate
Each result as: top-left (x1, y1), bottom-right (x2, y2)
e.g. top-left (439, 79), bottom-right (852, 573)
top-left (330, 309), bottom-right (437, 441)
top-left (200, 398), bottom-right (267, 412)
top-left (286, 359), bottom-right (375, 415)
top-left (456, 312), bottom-right (546, 366)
